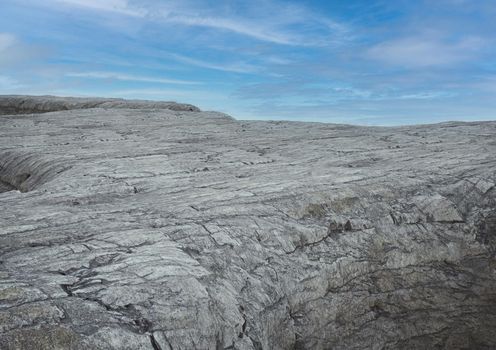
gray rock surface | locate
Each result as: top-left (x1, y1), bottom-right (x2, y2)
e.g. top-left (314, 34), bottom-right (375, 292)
top-left (1, 96), bottom-right (495, 349)
top-left (0, 95), bottom-right (200, 115)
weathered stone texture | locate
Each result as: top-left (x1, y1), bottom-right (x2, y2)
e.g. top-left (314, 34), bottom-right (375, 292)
top-left (1, 96), bottom-right (495, 349)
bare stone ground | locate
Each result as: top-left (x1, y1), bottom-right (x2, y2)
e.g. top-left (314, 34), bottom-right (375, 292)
top-left (1, 96), bottom-right (495, 349)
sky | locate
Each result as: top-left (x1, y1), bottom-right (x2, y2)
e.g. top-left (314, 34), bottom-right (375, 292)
top-left (0, 0), bottom-right (495, 125)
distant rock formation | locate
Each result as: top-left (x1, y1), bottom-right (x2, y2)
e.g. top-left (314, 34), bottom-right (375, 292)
top-left (1, 96), bottom-right (495, 349)
top-left (0, 95), bottom-right (200, 115)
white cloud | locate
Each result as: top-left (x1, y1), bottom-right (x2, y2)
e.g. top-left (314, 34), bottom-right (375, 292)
top-left (397, 91), bottom-right (456, 100)
top-left (264, 56), bottom-right (292, 65)
top-left (0, 33), bottom-right (16, 51)
top-left (167, 53), bottom-right (258, 74)
top-left (0, 32), bottom-right (49, 68)
top-left (66, 71), bottom-right (201, 85)
top-left (53, 0), bottom-right (145, 17)
top-left (0, 75), bottom-right (23, 90)
top-left (110, 88), bottom-right (226, 99)
top-left (159, 5), bottom-right (349, 47)
top-left (368, 35), bottom-right (485, 67)
top-left (38, 0), bottom-right (348, 46)
top-left (164, 15), bottom-right (299, 46)
top-left (471, 76), bottom-right (496, 93)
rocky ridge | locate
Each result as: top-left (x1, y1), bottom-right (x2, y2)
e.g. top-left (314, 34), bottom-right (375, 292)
top-left (0, 95), bottom-right (200, 115)
top-left (0, 96), bottom-right (495, 349)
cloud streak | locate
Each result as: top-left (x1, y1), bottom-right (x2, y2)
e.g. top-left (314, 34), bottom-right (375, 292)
top-left (53, 0), bottom-right (145, 17)
top-left (66, 71), bottom-right (201, 85)
top-left (163, 15), bottom-right (300, 46)
top-left (0, 75), bottom-right (23, 90)
top-left (368, 35), bottom-right (485, 67)
top-left (0, 32), bottom-right (49, 68)
top-left (0, 33), bottom-right (16, 51)
top-left (157, 2), bottom-right (349, 46)
top-left (167, 53), bottom-right (259, 74)
top-left (38, 0), bottom-right (348, 46)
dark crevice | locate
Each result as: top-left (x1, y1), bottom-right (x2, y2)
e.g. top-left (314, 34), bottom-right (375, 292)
top-left (150, 334), bottom-right (163, 350)
top-left (60, 284), bottom-right (73, 297)
top-left (61, 282), bottom-right (160, 340)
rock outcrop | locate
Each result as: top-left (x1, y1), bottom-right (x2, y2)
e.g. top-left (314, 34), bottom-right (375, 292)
top-left (1, 96), bottom-right (495, 349)
top-left (0, 95), bottom-right (200, 115)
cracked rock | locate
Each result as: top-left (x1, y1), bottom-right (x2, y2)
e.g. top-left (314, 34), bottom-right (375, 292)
top-left (1, 96), bottom-right (496, 349)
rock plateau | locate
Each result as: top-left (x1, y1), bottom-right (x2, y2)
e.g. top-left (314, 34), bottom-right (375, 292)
top-left (0, 96), bottom-right (495, 349)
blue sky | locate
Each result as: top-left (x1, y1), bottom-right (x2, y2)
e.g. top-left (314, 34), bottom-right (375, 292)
top-left (0, 0), bottom-right (495, 125)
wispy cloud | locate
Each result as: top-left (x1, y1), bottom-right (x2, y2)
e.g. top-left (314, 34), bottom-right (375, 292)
top-left (0, 75), bottom-right (23, 90)
top-left (167, 53), bottom-right (258, 74)
top-left (163, 15), bottom-right (300, 46)
top-left (396, 91), bottom-right (456, 100)
top-left (66, 71), bottom-right (201, 85)
top-left (38, 0), bottom-right (349, 46)
top-left (0, 32), bottom-right (49, 68)
top-left (110, 88), bottom-right (227, 100)
top-left (53, 0), bottom-right (145, 17)
top-left (0, 33), bottom-right (16, 51)
top-left (158, 4), bottom-right (349, 47)
top-left (367, 35), bottom-right (485, 67)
